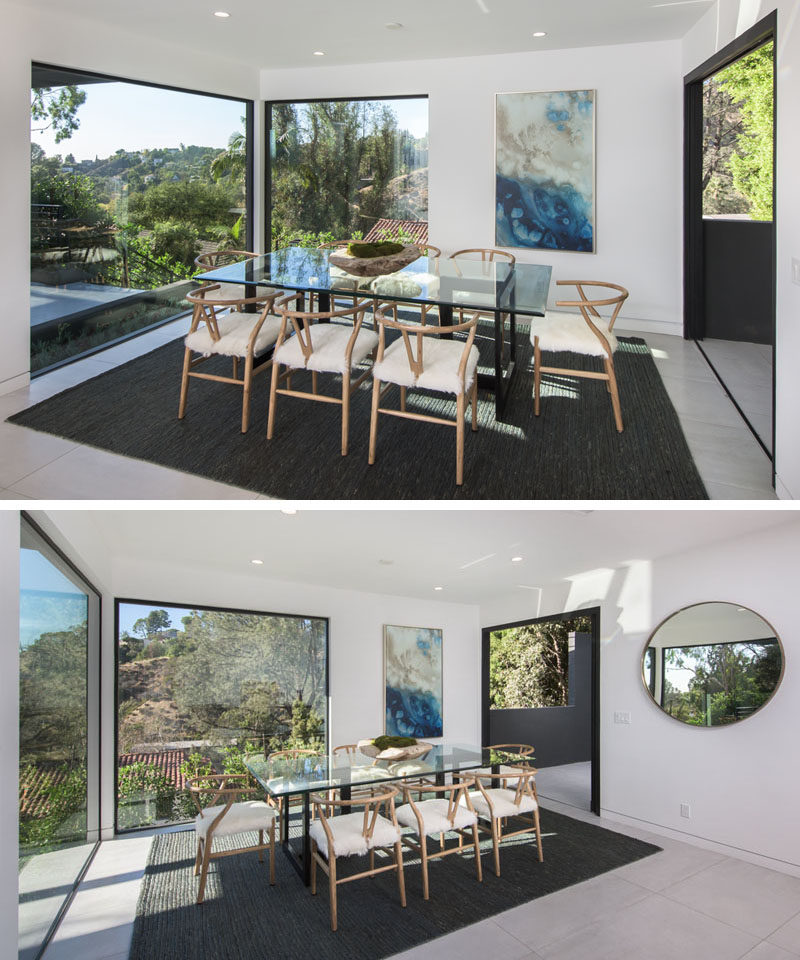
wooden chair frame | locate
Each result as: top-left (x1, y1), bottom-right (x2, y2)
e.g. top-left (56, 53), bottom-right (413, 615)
top-left (450, 247), bottom-right (516, 360)
top-left (310, 786), bottom-right (406, 932)
top-left (398, 778), bottom-right (482, 900)
top-left (267, 293), bottom-right (376, 456)
top-left (332, 744), bottom-right (359, 758)
top-left (189, 773), bottom-right (276, 904)
top-left (481, 743), bottom-right (535, 788)
top-left (194, 249), bottom-right (258, 272)
top-left (533, 280), bottom-right (629, 433)
top-left (369, 305), bottom-right (480, 486)
top-left (179, 283), bottom-right (283, 433)
top-left (455, 765), bottom-right (543, 877)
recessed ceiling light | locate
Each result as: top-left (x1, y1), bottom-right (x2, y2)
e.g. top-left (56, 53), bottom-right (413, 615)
top-left (313, 50), bottom-right (325, 56)
top-left (434, 586), bottom-right (443, 591)
top-left (385, 21), bottom-right (403, 29)
top-left (213, 10), bottom-right (230, 18)
top-left (532, 31), bottom-right (547, 37)
top-left (511, 556), bottom-right (524, 563)
top-left (251, 559), bottom-right (264, 565)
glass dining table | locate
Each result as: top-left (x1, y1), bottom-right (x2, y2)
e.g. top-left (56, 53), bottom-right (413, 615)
top-left (196, 247), bottom-right (552, 420)
top-left (245, 742), bottom-right (526, 885)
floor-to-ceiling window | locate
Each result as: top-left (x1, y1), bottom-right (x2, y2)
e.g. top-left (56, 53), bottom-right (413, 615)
top-left (115, 599), bottom-right (328, 831)
top-left (267, 96), bottom-right (428, 247)
top-left (30, 64), bottom-right (252, 374)
top-left (19, 516), bottom-right (100, 960)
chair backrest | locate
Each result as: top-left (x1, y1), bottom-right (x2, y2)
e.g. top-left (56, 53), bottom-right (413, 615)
top-left (554, 280), bottom-right (629, 353)
top-left (311, 786), bottom-right (400, 842)
top-left (268, 748), bottom-right (319, 763)
top-left (317, 240), bottom-right (350, 250)
top-left (486, 743), bottom-right (535, 757)
top-left (194, 249), bottom-right (258, 271)
top-left (415, 243), bottom-right (442, 258)
top-left (275, 292), bottom-right (372, 366)
top-left (332, 744), bottom-right (359, 758)
top-left (188, 773), bottom-right (257, 817)
top-left (374, 304), bottom-right (478, 384)
top-left (399, 778), bottom-right (476, 828)
top-left (186, 283), bottom-right (279, 342)
top-left (450, 247), bottom-right (516, 265)
top-left (469, 765), bottom-right (538, 811)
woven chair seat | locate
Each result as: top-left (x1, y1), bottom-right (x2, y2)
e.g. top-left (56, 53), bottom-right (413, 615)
top-left (309, 811), bottom-right (401, 859)
top-left (194, 800), bottom-right (276, 840)
top-left (185, 313), bottom-right (282, 358)
top-left (275, 324), bottom-right (378, 374)
top-left (396, 798), bottom-right (478, 836)
top-left (531, 311), bottom-right (618, 357)
top-left (373, 337), bottom-right (479, 395)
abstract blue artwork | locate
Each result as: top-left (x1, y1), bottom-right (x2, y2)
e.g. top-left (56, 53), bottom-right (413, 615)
top-left (495, 89), bottom-right (595, 253)
top-left (384, 624), bottom-right (443, 738)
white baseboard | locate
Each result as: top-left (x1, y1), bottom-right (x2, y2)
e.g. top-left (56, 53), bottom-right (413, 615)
top-left (600, 807), bottom-right (800, 878)
top-left (0, 371), bottom-right (29, 395)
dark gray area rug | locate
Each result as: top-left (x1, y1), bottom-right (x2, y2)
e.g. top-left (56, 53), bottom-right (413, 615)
top-left (9, 330), bottom-right (707, 499)
top-left (128, 809), bottom-right (661, 960)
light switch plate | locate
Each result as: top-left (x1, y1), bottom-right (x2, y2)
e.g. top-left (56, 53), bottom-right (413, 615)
top-left (680, 802), bottom-right (691, 818)
top-left (614, 711), bottom-right (631, 724)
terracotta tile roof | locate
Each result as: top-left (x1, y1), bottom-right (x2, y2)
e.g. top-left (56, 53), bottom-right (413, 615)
top-left (19, 764), bottom-right (73, 819)
top-left (363, 219), bottom-right (429, 244)
top-left (119, 749), bottom-right (195, 790)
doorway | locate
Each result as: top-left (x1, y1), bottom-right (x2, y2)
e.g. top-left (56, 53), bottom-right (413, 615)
top-left (481, 608), bottom-right (600, 815)
top-left (684, 14), bottom-right (776, 462)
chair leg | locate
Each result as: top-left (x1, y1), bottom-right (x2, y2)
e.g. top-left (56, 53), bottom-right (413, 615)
top-left (471, 376), bottom-right (479, 432)
top-left (232, 356), bottom-right (239, 380)
top-left (533, 336), bottom-right (541, 416)
top-left (456, 392), bottom-right (466, 486)
top-left (368, 377), bottom-right (381, 466)
top-left (533, 807), bottom-right (544, 862)
top-left (310, 839), bottom-right (318, 895)
top-left (270, 820), bottom-right (276, 884)
top-left (194, 838), bottom-right (203, 876)
top-left (197, 836), bottom-right (213, 903)
top-left (472, 823), bottom-right (483, 882)
top-left (491, 818), bottom-right (501, 877)
top-left (241, 354), bottom-right (254, 433)
top-left (328, 855), bottom-right (338, 932)
top-left (400, 385), bottom-right (406, 412)
top-left (258, 829), bottom-right (264, 862)
top-left (312, 370), bottom-right (318, 395)
top-left (341, 372), bottom-right (351, 456)
top-left (267, 361), bottom-right (281, 440)
top-left (395, 841), bottom-right (407, 908)
top-left (178, 347), bottom-right (193, 419)
top-left (605, 357), bottom-right (623, 432)
top-left (369, 848), bottom-right (375, 872)
top-left (420, 835), bottom-right (430, 900)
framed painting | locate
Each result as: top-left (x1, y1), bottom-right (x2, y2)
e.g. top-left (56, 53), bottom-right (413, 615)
top-left (384, 624), bottom-right (443, 738)
top-left (495, 89), bottom-right (596, 253)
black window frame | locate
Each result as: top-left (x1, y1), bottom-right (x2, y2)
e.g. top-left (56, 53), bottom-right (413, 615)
top-left (113, 595), bottom-right (330, 835)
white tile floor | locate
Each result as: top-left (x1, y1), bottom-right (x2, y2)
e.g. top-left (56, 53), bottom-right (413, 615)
top-left (534, 762), bottom-right (591, 811)
top-left (39, 802), bottom-right (800, 960)
top-left (0, 323), bottom-right (778, 500)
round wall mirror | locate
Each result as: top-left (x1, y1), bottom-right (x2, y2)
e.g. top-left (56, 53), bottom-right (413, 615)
top-left (642, 602), bottom-right (783, 726)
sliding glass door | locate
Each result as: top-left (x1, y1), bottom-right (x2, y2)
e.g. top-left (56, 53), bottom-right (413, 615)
top-left (19, 517), bottom-right (100, 960)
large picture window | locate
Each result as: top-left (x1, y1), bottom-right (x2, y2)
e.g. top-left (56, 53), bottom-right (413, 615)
top-left (115, 599), bottom-right (328, 832)
top-left (268, 96), bottom-right (428, 248)
top-left (30, 64), bottom-right (251, 373)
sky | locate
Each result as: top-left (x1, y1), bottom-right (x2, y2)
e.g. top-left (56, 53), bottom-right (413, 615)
top-left (117, 602), bottom-right (195, 639)
top-left (32, 81), bottom-right (429, 160)
top-left (20, 547), bottom-right (87, 647)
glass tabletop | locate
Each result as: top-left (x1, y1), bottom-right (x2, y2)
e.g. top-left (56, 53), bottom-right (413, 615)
top-left (196, 247), bottom-right (552, 318)
top-left (245, 742), bottom-right (528, 798)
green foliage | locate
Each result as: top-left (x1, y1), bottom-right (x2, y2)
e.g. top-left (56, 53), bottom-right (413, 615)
top-left (149, 220), bottom-right (201, 267)
top-left (19, 763), bottom-right (87, 850)
top-left (128, 179), bottom-right (237, 232)
top-left (347, 241), bottom-right (404, 258)
top-left (286, 698), bottom-right (324, 750)
top-left (372, 735), bottom-right (416, 751)
top-left (31, 85), bottom-right (86, 143)
top-left (30, 172), bottom-right (104, 224)
top-left (118, 631), bottom-right (144, 664)
top-left (489, 617), bottom-right (591, 710)
top-left (117, 761), bottom-right (175, 823)
top-left (211, 125), bottom-right (246, 184)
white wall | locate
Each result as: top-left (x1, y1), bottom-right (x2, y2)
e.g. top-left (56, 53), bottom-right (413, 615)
top-left (482, 518), bottom-right (800, 873)
top-left (0, 511), bottom-right (20, 950)
top-left (682, 0), bottom-right (798, 499)
top-left (0, 0), bottom-right (260, 393)
top-left (261, 39), bottom-right (683, 333)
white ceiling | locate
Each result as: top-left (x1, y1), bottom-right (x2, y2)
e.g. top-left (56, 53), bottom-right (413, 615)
top-left (70, 509), bottom-right (793, 606)
top-left (24, 0), bottom-right (714, 70)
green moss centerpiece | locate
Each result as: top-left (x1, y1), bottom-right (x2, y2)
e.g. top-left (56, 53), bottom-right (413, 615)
top-left (328, 241), bottom-right (421, 277)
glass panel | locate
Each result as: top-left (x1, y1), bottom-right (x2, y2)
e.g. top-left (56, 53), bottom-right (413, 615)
top-left (116, 602), bottom-right (328, 831)
top-left (270, 98), bottom-right (428, 248)
top-left (19, 522), bottom-right (96, 960)
top-left (30, 64), bottom-right (249, 373)
top-left (702, 40), bottom-right (773, 221)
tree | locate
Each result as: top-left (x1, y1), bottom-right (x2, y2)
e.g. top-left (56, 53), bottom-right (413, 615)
top-left (210, 123), bottom-right (246, 183)
top-left (31, 85), bottom-right (87, 143)
top-left (150, 220), bottom-right (200, 267)
top-left (118, 630), bottom-right (144, 664)
top-left (132, 609), bottom-right (172, 645)
top-left (128, 180), bottom-right (237, 232)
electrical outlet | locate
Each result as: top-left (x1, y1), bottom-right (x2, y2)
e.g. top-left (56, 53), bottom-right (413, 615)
top-left (614, 711), bottom-right (631, 724)
top-left (680, 802), bottom-right (691, 819)
top-left (793, 258), bottom-right (800, 285)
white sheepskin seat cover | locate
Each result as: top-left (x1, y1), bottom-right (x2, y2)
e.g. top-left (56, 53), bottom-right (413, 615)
top-left (197, 282), bottom-right (251, 301)
top-left (373, 337), bottom-right (479, 395)
top-left (530, 311), bottom-right (618, 357)
top-left (462, 788), bottom-right (537, 821)
top-left (275, 324), bottom-right (379, 374)
top-left (395, 798), bottom-right (477, 836)
top-left (309, 811), bottom-right (400, 859)
top-left (185, 313), bottom-right (282, 358)
top-left (194, 800), bottom-right (276, 840)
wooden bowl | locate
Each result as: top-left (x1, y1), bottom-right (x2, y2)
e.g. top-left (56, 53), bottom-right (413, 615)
top-left (356, 739), bottom-right (434, 761)
top-left (328, 244), bottom-right (421, 277)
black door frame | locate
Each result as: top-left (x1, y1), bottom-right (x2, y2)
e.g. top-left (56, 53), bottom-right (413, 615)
top-left (481, 606), bottom-right (601, 815)
top-left (683, 12), bottom-right (777, 469)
